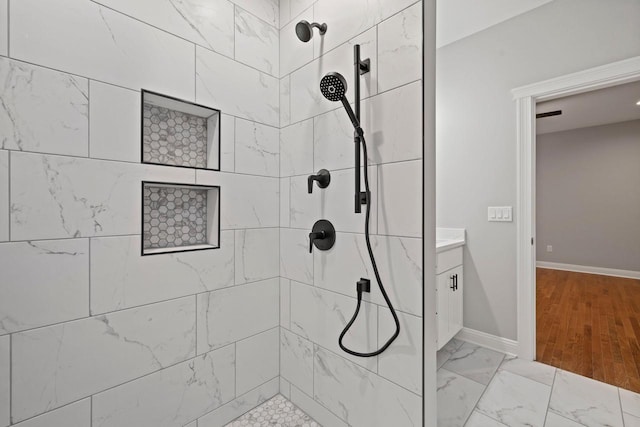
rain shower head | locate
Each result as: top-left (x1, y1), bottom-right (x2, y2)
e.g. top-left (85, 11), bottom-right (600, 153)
top-left (295, 20), bottom-right (327, 42)
top-left (320, 72), bottom-right (361, 131)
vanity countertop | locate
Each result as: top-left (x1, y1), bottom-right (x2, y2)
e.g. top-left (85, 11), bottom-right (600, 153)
top-left (436, 228), bottom-right (466, 253)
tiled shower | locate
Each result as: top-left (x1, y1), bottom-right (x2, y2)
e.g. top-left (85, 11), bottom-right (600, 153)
top-left (0, 0), bottom-right (425, 426)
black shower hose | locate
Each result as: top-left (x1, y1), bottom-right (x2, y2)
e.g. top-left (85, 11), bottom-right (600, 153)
top-left (338, 133), bottom-right (401, 357)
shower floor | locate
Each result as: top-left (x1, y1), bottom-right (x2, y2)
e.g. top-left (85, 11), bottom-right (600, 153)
top-left (225, 394), bottom-right (320, 427)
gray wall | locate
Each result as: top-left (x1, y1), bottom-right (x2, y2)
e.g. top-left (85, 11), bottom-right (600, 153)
top-left (537, 120), bottom-right (640, 272)
top-left (436, 0), bottom-right (640, 340)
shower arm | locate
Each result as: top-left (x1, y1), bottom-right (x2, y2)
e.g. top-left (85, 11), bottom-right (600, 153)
top-left (353, 44), bottom-right (370, 214)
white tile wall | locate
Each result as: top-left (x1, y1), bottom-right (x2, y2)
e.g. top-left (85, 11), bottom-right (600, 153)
top-left (235, 119), bottom-right (279, 176)
top-left (235, 7), bottom-right (280, 76)
top-left (279, 0), bottom-right (291, 28)
top-left (236, 328), bottom-right (279, 395)
top-left (196, 279), bottom-right (279, 353)
top-left (378, 310), bottom-right (422, 394)
top-left (0, 239), bottom-right (89, 334)
top-left (280, 76), bottom-right (291, 127)
top-left (280, 119), bottom-right (314, 177)
top-left (0, 0), bottom-right (6, 57)
top-left (235, 228), bottom-right (280, 284)
top-left (89, 81), bottom-right (141, 163)
top-left (0, 151), bottom-right (8, 242)
top-left (231, 0), bottom-right (279, 27)
top-left (92, 345), bottom-right (236, 427)
top-left (93, 0), bottom-right (235, 57)
top-left (280, 10), bottom-right (314, 77)
top-left (290, 0), bottom-right (315, 19)
top-left (378, 159), bottom-right (422, 237)
top-left (290, 385), bottom-right (349, 427)
top-left (196, 47), bottom-right (279, 127)
top-left (0, 335), bottom-right (8, 427)
top-left (280, 328), bottom-right (313, 395)
top-left (10, 0), bottom-right (195, 100)
top-left (279, 228), bottom-right (313, 284)
top-left (11, 399), bottom-right (90, 427)
top-left (220, 114), bottom-right (236, 172)
top-left (280, 278), bottom-right (291, 328)
top-left (313, 107), bottom-right (360, 171)
top-left (280, 377), bottom-right (292, 398)
top-left (280, 177), bottom-right (291, 227)
top-left (0, 58), bottom-right (89, 157)
top-left (90, 232), bottom-right (234, 314)
top-left (12, 297), bottom-right (196, 421)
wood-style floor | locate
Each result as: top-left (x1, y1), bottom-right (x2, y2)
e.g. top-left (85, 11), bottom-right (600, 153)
top-left (536, 268), bottom-right (640, 393)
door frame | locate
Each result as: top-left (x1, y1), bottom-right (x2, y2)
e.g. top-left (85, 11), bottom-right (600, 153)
top-left (511, 56), bottom-right (640, 361)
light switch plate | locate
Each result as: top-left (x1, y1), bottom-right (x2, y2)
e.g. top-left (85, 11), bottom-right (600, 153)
top-left (488, 206), bottom-right (513, 222)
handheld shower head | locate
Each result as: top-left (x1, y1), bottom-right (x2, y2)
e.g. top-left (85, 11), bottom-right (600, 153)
top-left (320, 72), bottom-right (361, 131)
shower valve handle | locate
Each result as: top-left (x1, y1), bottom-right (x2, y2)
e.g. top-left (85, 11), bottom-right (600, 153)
top-left (308, 220), bottom-right (336, 253)
top-left (307, 169), bottom-right (331, 193)
top-left (308, 231), bottom-right (326, 253)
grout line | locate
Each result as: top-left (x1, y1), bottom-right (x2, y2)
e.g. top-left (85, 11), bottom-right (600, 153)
top-left (542, 368), bottom-right (558, 426)
top-left (462, 353), bottom-right (506, 426)
top-left (88, 238), bottom-right (92, 315)
top-left (90, 395), bottom-right (93, 426)
top-left (7, 150), bottom-right (10, 242)
top-left (87, 79), bottom-right (91, 158)
top-left (9, 333), bottom-right (12, 425)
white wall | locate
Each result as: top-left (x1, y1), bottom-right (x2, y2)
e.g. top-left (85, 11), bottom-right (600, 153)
top-left (537, 119), bottom-right (640, 272)
top-left (0, 0), bottom-right (282, 425)
top-left (278, 1), bottom-right (425, 425)
top-left (436, 0), bottom-right (640, 340)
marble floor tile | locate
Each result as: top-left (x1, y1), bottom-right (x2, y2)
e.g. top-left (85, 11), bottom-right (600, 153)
top-left (544, 412), bottom-right (585, 427)
top-left (437, 368), bottom-right (485, 427)
top-left (549, 370), bottom-right (623, 427)
top-left (437, 338), bottom-right (464, 369)
top-left (465, 411), bottom-right (508, 426)
top-left (226, 394), bottom-right (319, 427)
top-left (623, 412), bottom-right (640, 427)
top-left (500, 356), bottom-right (557, 386)
top-left (443, 342), bottom-right (505, 385)
top-left (620, 388), bottom-right (640, 418)
top-left (476, 369), bottom-right (551, 427)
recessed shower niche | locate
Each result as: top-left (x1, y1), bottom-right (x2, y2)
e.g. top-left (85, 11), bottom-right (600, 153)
top-left (141, 181), bottom-right (220, 256)
top-left (141, 90), bottom-right (221, 170)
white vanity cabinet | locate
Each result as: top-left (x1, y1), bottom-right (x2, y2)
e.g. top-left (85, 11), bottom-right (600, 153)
top-left (436, 246), bottom-right (464, 350)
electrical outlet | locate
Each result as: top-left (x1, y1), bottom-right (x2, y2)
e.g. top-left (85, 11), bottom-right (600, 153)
top-left (546, 245), bottom-right (553, 252)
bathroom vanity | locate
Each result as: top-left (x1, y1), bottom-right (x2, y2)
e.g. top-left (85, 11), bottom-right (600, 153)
top-left (436, 228), bottom-right (466, 350)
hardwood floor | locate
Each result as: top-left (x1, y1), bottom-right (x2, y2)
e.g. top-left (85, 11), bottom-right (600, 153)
top-left (536, 268), bottom-right (640, 393)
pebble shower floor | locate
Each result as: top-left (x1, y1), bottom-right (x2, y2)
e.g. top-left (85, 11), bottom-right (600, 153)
top-left (225, 394), bottom-right (320, 427)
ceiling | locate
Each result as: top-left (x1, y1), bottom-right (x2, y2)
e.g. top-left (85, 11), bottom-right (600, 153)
top-left (536, 80), bottom-right (640, 135)
top-left (436, 0), bottom-right (553, 48)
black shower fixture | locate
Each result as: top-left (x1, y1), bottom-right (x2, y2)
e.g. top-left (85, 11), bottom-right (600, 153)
top-left (295, 20), bottom-right (327, 42)
top-left (308, 169), bottom-right (331, 193)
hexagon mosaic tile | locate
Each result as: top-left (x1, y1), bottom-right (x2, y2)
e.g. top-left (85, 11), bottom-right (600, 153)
top-left (226, 394), bottom-right (320, 427)
top-left (142, 103), bottom-right (208, 168)
top-left (142, 186), bottom-right (207, 250)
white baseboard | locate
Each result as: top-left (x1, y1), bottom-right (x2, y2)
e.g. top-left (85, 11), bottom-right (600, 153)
top-left (455, 327), bottom-right (518, 356)
top-left (536, 261), bottom-right (640, 280)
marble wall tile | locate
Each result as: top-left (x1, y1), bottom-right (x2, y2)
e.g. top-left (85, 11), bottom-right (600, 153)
top-left (197, 377), bottom-right (279, 426)
top-left (220, 115), bottom-right (235, 172)
top-left (437, 368), bottom-right (485, 427)
top-left (196, 278), bottom-right (279, 353)
top-left (280, 377), bottom-right (292, 399)
top-left (543, 412), bottom-right (584, 427)
top-left (235, 118), bottom-right (279, 177)
top-left (313, 106), bottom-right (361, 172)
top-left (290, 385), bottom-right (348, 427)
top-left (290, 0), bottom-right (315, 18)
top-left (280, 119), bottom-right (313, 177)
top-left (0, 0), bottom-right (6, 57)
top-left (10, 153), bottom-right (194, 241)
top-left (290, 281), bottom-right (377, 371)
top-left (549, 370), bottom-right (623, 427)
top-left (196, 47), bottom-right (279, 127)
top-left (500, 356), bottom-right (556, 386)
top-left (279, 228), bottom-right (313, 284)
top-left (280, 76), bottom-right (291, 127)
top-left (196, 170), bottom-right (279, 230)
top-left (377, 2), bottom-right (422, 92)
top-left (314, 346), bottom-right (422, 426)
top-left (0, 57), bottom-right (89, 157)
top-left (443, 342), bottom-right (505, 386)
top-left (236, 328), bottom-right (279, 395)
top-left (378, 160), bottom-right (422, 237)
top-left (361, 81), bottom-right (422, 165)
top-left (280, 9), bottom-right (314, 77)
top-left (476, 370), bottom-right (551, 427)
top-left (620, 388), bottom-right (640, 418)
top-left (235, 228), bottom-right (280, 284)
top-left (11, 399), bottom-right (90, 427)
top-left (235, 7), bottom-right (279, 76)
top-left (0, 239), bottom-right (89, 334)
top-left (92, 345), bottom-right (236, 427)
top-left (231, 0), bottom-right (279, 27)
top-left (10, 0), bottom-right (195, 100)
top-left (89, 81), bottom-right (140, 163)
top-left (12, 297), bottom-right (196, 422)
top-left (280, 177), bottom-right (291, 227)
top-left (0, 335), bottom-right (8, 427)
top-left (184, 422), bottom-right (197, 427)
top-left (313, 0), bottom-right (415, 57)
top-left (280, 328), bottom-right (313, 395)
top-left (290, 27), bottom-right (377, 123)
top-left (280, 0), bottom-right (291, 28)
top-left (94, 0), bottom-right (234, 57)
top-left (315, 233), bottom-right (422, 316)
top-left (90, 232), bottom-right (234, 314)
top-left (0, 151), bottom-right (7, 242)
top-left (465, 411), bottom-right (509, 427)
top-left (378, 310), bottom-right (422, 394)
top-left (290, 166), bottom-right (377, 233)
top-left (280, 278), bottom-right (291, 328)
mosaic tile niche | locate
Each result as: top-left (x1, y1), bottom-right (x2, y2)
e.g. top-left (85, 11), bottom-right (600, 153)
top-left (142, 182), bottom-right (220, 255)
top-left (141, 91), bottom-right (221, 170)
